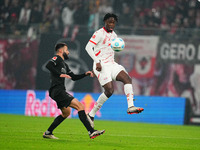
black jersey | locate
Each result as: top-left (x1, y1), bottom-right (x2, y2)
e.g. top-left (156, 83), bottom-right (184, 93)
top-left (46, 55), bottom-right (86, 93)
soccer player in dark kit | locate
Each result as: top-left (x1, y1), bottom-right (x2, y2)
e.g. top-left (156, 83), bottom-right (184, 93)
top-left (43, 42), bottom-right (105, 139)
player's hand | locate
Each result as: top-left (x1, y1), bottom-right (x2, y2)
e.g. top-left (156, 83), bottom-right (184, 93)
top-left (85, 71), bottom-right (94, 77)
top-left (60, 74), bottom-right (71, 79)
top-left (96, 62), bottom-right (102, 71)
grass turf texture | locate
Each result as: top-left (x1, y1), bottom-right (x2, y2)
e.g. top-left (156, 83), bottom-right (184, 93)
top-left (0, 114), bottom-right (200, 150)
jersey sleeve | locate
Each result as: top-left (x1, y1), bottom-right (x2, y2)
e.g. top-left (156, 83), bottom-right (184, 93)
top-left (85, 31), bottom-right (102, 63)
top-left (65, 63), bottom-right (86, 81)
top-left (67, 72), bottom-right (87, 81)
top-left (89, 31), bottom-right (101, 45)
top-left (46, 56), bottom-right (61, 77)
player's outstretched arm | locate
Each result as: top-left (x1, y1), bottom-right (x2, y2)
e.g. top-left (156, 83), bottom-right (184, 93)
top-left (85, 71), bottom-right (94, 77)
top-left (67, 72), bottom-right (88, 81)
top-left (85, 42), bottom-right (100, 63)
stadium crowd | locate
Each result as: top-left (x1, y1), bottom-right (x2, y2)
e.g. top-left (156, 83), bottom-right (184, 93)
top-left (0, 0), bottom-right (200, 36)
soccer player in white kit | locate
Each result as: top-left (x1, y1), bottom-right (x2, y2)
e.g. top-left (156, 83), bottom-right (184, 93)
top-left (85, 13), bottom-right (144, 127)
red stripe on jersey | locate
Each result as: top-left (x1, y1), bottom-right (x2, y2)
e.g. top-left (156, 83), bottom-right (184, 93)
top-left (89, 40), bottom-right (96, 45)
top-left (103, 27), bottom-right (113, 33)
top-left (103, 27), bottom-right (109, 33)
top-left (95, 50), bottom-right (101, 56)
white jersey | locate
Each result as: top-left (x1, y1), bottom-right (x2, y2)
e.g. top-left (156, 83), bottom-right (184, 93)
top-left (86, 27), bottom-right (117, 65)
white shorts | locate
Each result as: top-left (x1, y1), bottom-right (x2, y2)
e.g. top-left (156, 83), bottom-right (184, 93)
top-left (93, 62), bottom-right (126, 86)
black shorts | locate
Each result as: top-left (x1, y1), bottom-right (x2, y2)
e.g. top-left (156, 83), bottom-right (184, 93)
top-left (49, 88), bottom-right (74, 109)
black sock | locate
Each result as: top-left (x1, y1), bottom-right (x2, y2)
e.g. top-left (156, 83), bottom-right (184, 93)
top-left (78, 110), bottom-right (94, 133)
top-left (47, 115), bottom-right (65, 134)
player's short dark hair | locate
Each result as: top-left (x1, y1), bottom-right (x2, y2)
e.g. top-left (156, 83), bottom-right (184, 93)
top-left (103, 13), bottom-right (118, 22)
top-left (55, 43), bottom-right (67, 51)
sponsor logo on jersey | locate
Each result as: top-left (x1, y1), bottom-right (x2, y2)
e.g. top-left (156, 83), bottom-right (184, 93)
top-left (52, 56), bottom-right (57, 61)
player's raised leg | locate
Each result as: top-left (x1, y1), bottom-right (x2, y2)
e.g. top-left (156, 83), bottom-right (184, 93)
top-left (116, 71), bottom-right (144, 114)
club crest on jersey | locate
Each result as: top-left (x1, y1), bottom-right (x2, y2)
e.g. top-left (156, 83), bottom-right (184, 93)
top-left (92, 35), bottom-right (96, 39)
top-left (52, 56), bottom-right (57, 61)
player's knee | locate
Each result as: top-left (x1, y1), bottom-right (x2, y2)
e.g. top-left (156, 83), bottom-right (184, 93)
top-left (127, 76), bottom-right (132, 83)
top-left (105, 88), bottom-right (114, 97)
top-left (62, 111), bottom-right (71, 118)
top-left (123, 76), bottom-right (132, 84)
top-left (62, 112), bottom-right (70, 118)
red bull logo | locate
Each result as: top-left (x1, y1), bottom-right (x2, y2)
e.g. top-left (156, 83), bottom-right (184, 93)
top-left (73, 94), bottom-right (101, 117)
top-left (25, 90), bottom-right (63, 117)
top-left (25, 90), bottom-right (100, 118)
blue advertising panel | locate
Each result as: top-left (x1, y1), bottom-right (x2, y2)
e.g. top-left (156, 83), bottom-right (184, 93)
top-left (0, 90), bottom-right (186, 125)
top-left (73, 93), bottom-right (186, 125)
top-left (0, 90), bottom-right (26, 115)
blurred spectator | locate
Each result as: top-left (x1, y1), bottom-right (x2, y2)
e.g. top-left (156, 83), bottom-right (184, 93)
top-left (182, 18), bottom-right (190, 28)
top-left (152, 7), bottom-right (161, 27)
top-left (40, 0), bottom-right (55, 33)
top-left (0, 0), bottom-right (11, 33)
top-left (98, 0), bottom-right (113, 26)
top-left (145, 9), bottom-right (157, 28)
top-left (113, 0), bottom-right (134, 15)
top-left (50, 0), bottom-right (62, 32)
top-left (30, 4), bottom-right (42, 24)
top-left (62, 2), bottom-right (74, 29)
top-left (187, 8), bottom-right (196, 28)
top-left (118, 3), bottom-right (132, 34)
top-left (196, 10), bottom-right (200, 28)
top-left (73, 0), bottom-right (89, 26)
top-left (119, 4), bottom-right (132, 27)
top-left (18, 1), bottom-right (32, 26)
top-left (8, 0), bottom-right (21, 34)
top-left (132, 8), bottom-right (145, 28)
top-left (0, 0), bottom-right (200, 36)
top-left (99, 0), bottom-right (113, 15)
top-left (0, 0), bottom-right (11, 23)
top-left (174, 0), bottom-right (188, 16)
top-left (169, 22), bottom-right (179, 35)
top-left (61, 0), bottom-right (76, 37)
top-left (9, 0), bottom-right (21, 24)
top-left (189, 0), bottom-right (198, 9)
top-left (88, 0), bottom-right (99, 34)
top-left (160, 9), bottom-right (170, 30)
top-left (174, 13), bottom-right (183, 28)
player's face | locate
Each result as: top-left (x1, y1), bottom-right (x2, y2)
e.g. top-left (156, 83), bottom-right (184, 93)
top-left (105, 17), bottom-right (116, 32)
top-left (63, 46), bottom-right (69, 60)
top-left (63, 46), bottom-right (69, 55)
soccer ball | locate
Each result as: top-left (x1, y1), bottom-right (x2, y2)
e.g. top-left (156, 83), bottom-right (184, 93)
top-left (111, 38), bottom-right (125, 52)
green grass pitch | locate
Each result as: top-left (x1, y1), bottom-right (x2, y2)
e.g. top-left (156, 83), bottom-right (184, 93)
top-left (0, 114), bottom-right (200, 150)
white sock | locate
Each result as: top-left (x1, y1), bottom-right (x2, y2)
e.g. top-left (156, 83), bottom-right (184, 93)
top-left (89, 93), bottom-right (108, 117)
top-left (124, 84), bottom-right (134, 108)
